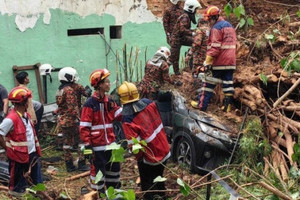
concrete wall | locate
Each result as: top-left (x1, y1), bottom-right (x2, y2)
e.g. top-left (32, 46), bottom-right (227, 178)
top-left (0, 0), bottom-right (184, 103)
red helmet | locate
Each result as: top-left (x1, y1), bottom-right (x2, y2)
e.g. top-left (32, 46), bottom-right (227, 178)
top-left (8, 86), bottom-right (32, 103)
top-left (204, 5), bottom-right (220, 20)
top-left (89, 69), bottom-right (110, 87)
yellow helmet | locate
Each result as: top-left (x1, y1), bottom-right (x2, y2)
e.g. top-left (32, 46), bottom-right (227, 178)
top-left (118, 81), bottom-right (140, 104)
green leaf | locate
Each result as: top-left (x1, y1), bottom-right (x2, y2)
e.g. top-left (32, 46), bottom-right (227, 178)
top-left (265, 34), bottom-right (275, 41)
top-left (59, 192), bottom-right (68, 199)
top-left (291, 59), bottom-right (300, 72)
top-left (106, 142), bottom-right (121, 150)
top-left (297, 11), bottom-right (300, 18)
top-left (126, 189), bottom-right (136, 200)
top-left (100, 193), bottom-right (106, 198)
top-left (107, 186), bottom-right (117, 200)
top-left (259, 73), bottom-right (268, 86)
top-left (224, 3), bottom-right (233, 18)
top-left (132, 143), bottom-right (143, 154)
top-left (177, 178), bottom-right (185, 187)
top-left (247, 17), bottom-right (254, 26)
top-left (153, 176), bottom-right (167, 183)
top-left (95, 170), bottom-right (103, 184)
top-left (140, 140), bottom-right (147, 146)
top-left (273, 29), bottom-right (280, 35)
top-left (31, 183), bottom-right (46, 192)
top-left (239, 18), bottom-right (246, 28)
top-left (280, 58), bottom-right (288, 68)
top-left (238, 5), bottom-right (245, 16)
top-left (132, 137), bottom-right (139, 144)
top-left (233, 7), bottom-right (241, 19)
top-left (110, 147), bottom-right (125, 162)
top-left (177, 178), bottom-right (190, 196)
top-left (278, 132), bottom-right (284, 137)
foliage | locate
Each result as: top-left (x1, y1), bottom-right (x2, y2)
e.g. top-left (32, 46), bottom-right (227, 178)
top-left (259, 73), bottom-right (268, 85)
top-left (235, 116), bottom-right (271, 169)
top-left (224, 3), bottom-right (254, 29)
top-left (24, 183), bottom-right (47, 200)
top-left (280, 51), bottom-right (300, 73)
top-left (100, 187), bottom-right (136, 200)
top-left (292, 143), bottom-right (300, 163)
top-left (177, 178), bottom-right (191, 196)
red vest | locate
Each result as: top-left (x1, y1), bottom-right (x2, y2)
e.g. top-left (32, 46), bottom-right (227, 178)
top-left (123, 101), bottom-right (170, 164)
top-left (5, 109), bottom-right (42, 163)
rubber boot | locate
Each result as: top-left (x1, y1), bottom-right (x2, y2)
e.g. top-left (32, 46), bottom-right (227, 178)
top-left (77, 159), bottom-right (90, 171)
top-left (222, 96), bottom-right (232, 112)
top-left (65, 160), bottom-right (76, 172)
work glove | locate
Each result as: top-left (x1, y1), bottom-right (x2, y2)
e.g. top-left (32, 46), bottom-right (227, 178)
top-left (85, 85), bottom-right (92, 97)
top-left (81, 144), bottom-right (93, 159)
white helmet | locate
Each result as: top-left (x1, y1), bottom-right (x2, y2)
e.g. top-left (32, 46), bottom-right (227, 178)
top-left (184, 0), bottom-right (201, 13)
top-left (170, 0), bottom-right (185, 5)
top-left (156, 46), bottom-right (171, 59)
top-left (58, 67), bottom-right (78, 82)
top-left (39, 64), bottom-right (54, 76)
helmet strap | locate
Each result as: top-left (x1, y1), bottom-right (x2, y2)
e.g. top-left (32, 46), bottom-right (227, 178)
top-left (187, 12), bottom-right (197, 24)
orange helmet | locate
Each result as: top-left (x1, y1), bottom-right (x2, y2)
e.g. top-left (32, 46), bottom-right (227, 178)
top-left (8, 86), bottom-right (32, 104)
top-left (89, 69), bottom-right (110, 87)
top-left (204, 5), bottom-right (220, 20)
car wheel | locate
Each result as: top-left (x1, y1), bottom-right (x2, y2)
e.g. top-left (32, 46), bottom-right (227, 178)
top-left (175, 135), bottom-right (196, 172)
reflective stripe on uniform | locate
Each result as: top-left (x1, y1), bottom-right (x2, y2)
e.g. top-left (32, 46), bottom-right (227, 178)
top-left (106, 171), bottom-right (120, 176)
top-left (220, 45), bottom-right (236, 49)
top-left (92, 145), bottom-right (106, 151)
top-left (80, 122), bottom-right (92, 127)
top-left (114, 107), bottom-right (122, 118)
top-left (223, 80), bottom-right (234, 84)
top-left (212, 66), bottom-right (236, 70)
top-left (223, 87), bottom-right (235, 92)
top-left (6, 140), bottom-right (28, 147)
top-left (90, 183), bottom-right (105, 190)
top-left (200, 87), bottom-right (215, 93)
top-left (145, 123), bottom-right (163, 143)
top-left (91, 124), bottom-right (113, 130)
top-left (105, 177), bottom-right (120, 182)
top-left (143, 151), bottom-right (171, 166)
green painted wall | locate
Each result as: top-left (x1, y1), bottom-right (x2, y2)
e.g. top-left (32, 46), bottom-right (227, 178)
top-left (0, 9), bottom-right (187, 103)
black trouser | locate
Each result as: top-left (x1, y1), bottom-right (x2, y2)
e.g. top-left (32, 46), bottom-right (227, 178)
top-left (137, 160), bottom-right (166, 200)
top-left (34, 105), bottom-right (44, 134)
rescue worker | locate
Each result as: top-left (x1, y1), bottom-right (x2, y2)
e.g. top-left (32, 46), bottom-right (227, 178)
top-left (191, 5), bottom-right (236, 112)
top-left (163, 0), bottom-right (185, 45)
top-left (118, 81), bottom-right (170, 200)
top-left (169, 0), bottom-right (201, 75)
top-left (15, 72), bottom-right (37, 125)
top-left (185, 18), bottom-right (209, 72)
top-left (80, 69), bottom-right (122, 195)
top-left (15, 71), bottom-right (44, 134)
top-left (69, 68), bottom-right (92, 151)
top-left (56, 67), bottom-right (89, 172)
top-left (138, 46), bottom-right (182, 99)
top-left (0, 86), bottom-right (43, 197)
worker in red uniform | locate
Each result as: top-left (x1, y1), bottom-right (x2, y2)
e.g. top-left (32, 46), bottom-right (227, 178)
top-left (138, 46), bottom-right (182, 100)
top-left (169, 0), bottom-right (201, 75)
top-left (163, 0), bottom-right (185, 44)
top-left (118, 81), bottom-right (170, 200)
top-left (191, 5), bottom-right (237, 112)
top-left (0, 86), bottom-right (43, 197)
top-left (80, 69), bottom-right (122, 195)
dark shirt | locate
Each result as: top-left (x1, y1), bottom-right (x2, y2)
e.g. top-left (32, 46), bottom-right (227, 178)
top-left (0, 84), bottom-right (8, 112)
